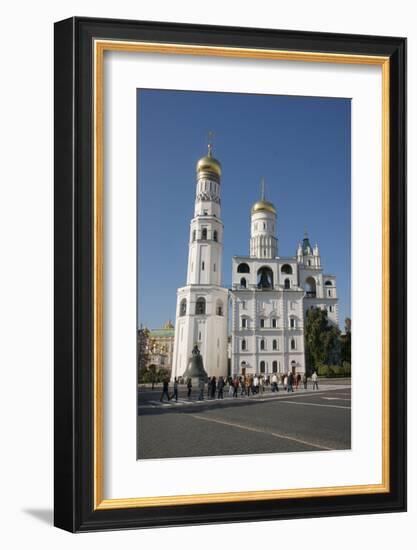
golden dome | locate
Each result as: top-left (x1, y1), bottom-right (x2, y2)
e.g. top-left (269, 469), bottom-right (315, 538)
top-left (251, 199), bottom-right (276, 215)
top-left (196, 154), bottom-right (221, 177)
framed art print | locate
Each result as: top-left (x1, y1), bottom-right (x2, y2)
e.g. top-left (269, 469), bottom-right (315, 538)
top-left (54, 17), bottom-right (406, 532)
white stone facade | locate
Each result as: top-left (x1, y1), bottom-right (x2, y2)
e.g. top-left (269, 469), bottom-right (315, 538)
top-left (171, 147), bottom-right (228, 380)
top-left (172, 147), bottom-right (338, 380)
top-left (230, 197), bottom-right (338, 377)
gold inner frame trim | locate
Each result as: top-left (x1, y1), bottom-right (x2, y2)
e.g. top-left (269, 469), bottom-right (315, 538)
top-left (93, 39), bottom-right (390, 510)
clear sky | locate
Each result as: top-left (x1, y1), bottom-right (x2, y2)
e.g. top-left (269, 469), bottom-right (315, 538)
top-left (137, 89), bottom-right (351, 330)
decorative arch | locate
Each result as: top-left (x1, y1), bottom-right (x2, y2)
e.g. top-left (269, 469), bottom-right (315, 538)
top-left (237, 262), bottom-right (250, 273)
top-left (257, 266), bottom-right (274, 289)
top-left (325, 280), bottom-right (333, 286)
top-left (281, 264), bottom-right (293, 275)
top-left (195, 297), bottom-right (206, 315)
top-left (305, 277), bottom-right (317, 297)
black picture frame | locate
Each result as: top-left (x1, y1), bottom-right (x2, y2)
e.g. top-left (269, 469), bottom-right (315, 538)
top-left (54, 16), bottom-right (406, 532)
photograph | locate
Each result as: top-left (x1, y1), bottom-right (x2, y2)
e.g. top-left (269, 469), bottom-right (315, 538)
top-left (136, 89), bottom-right (352, 460)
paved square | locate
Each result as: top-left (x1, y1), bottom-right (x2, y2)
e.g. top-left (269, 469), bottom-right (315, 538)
top-left (137, 380), bottom-right (351, 459)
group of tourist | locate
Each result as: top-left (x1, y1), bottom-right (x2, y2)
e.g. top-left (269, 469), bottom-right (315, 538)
top-left (160, 371), bottom-right (320, 402)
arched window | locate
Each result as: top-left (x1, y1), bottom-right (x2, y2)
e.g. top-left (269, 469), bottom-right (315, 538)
top-left (216, 299), bottom-right (223, 316)
top-left (213, 230), bottom-right (218, 242)
top-left (257, 266), bottom-right (274, 289)
top-left (290, 317), bottom-right (296, 329)
top-left (281, 264), bottom-right (293, 275)
top-left (291, 338), bottom-right (296, 350)
top-left (273, 339), bottom-right (277, 350)
top-left (260, 361), bottom-right (266, 373)
top-left (237, 263), bottom-right (250, 273)
top-left (260, 318), bottom-right (265, 328)
top-left (260, 339), bottom-right (265, 350)
top-left (192, 230), bottom-right (196, 241)
top-left (195, 297), bottom-right (206, 315)
top-left (240, 277), bottom-right (247, 288)
top-left (241, 317), bottom-right (247, 329)
top-left (272, 360), bottom-right (278, 373)
top-left (325, 280), bottom-right (333, 286)
top-left (241, 339), bottom-right (246, 351)
top-left (201, 228), bottom-right (207, 240)
top-left (272, 318), bottom-right (277, 328)
top-left (179, 299), bottom-right (186, 316)
top-left (305, 277), bottom-right (316, 297)
top-left (284, 278), bottom-right (290, 289)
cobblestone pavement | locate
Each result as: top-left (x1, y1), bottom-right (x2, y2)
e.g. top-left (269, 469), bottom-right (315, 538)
top-left (137, 381), bottom-right (351, 459)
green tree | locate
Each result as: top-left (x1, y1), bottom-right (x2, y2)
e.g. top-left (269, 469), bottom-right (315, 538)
top-left (304, 308), bottom-right (341, 374)
top-left (341, 317), bottom-right (352, 366)
top-left (137, 327), bottom-right (150, 382)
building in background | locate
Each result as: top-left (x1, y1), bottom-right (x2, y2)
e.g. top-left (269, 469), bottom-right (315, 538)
top-left (169, 144), bottom-right (339, 381)
top-left (230, 183), bottom-right (338, 378)
top-left (148, 321), bottom-right (175, 374)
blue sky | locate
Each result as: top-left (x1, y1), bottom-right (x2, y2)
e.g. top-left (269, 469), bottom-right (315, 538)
top-left (137, 89), bottom-right (351, 330)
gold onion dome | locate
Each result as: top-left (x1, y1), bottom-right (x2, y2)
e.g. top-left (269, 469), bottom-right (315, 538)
top-left (196, 143), bottom-right (222, 177)
top-left (251, 199), bottom-right (276, 215)
top-left (251, 178), bottom-right (276, 214)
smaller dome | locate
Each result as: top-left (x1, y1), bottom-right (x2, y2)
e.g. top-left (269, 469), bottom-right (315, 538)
top-left (196, 154), bottom-right (221, 177)
top-left (251, 199), bottom-right (276, 215)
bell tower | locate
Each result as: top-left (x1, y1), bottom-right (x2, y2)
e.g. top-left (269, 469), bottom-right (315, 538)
top-left (187, 135), bottom-right (223, 286)
top-left (250, 179), bottom-right (278, 259)
top-left (171, 135), bottom-right (228, 381)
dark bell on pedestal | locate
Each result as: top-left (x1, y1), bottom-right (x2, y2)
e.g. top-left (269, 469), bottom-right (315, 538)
top-left (183, 344), bottom-right (208, 381)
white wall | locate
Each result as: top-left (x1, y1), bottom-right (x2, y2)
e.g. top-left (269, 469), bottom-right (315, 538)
top-left (0, 0), bottom-right (414, 548)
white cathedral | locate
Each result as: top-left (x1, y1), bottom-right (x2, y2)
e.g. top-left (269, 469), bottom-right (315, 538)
top-left (171, 145), bottom-right (338, 381)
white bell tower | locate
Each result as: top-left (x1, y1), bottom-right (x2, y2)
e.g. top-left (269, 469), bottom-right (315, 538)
top-left (250, 179), bottom-right (278, 259)
top-left (171, 136), bottom-right (228, 380)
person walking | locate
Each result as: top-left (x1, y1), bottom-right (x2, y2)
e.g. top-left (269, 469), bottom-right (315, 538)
top-left (160, 378), bottom-right (170, 402)
top-left (303, 373), bottom-right (308, 390)
top-left (171, 377), bottom-right (179, 402)
top-left (228, 377), bottom-right (234, 397)
top-left (312, 370), bottom-right (319, 390)
top-left (232, 377), bottom-right (239, 398)
top-left (296, 373), bottom-right (301, 390)
top-left (187, 377), bottom-right (192, 399)
top-left (198, 377), bottom-right (205, 400)
top-left (287, 372), bottom-right (294, 393)
top-left (211, 376), bottom-right (217, 399)
top-left (271, 373), bottom-right (278, 392)
top-left (253, 375), bottom-right (259, 395)
top-left (217, 376), bottom-right (225, 399)
top-left (246, 376), bottom-right (252, 397)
